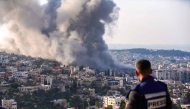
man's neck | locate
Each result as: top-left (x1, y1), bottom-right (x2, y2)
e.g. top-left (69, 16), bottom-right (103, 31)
top-left (140, 74), bottom-right (150, 81)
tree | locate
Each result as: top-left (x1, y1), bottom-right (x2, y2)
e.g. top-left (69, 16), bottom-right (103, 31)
top-left (119, 100), bottom-right (126, 109)
top-left (95, 101), bottom-right (102, 108)
top-left (10, 83), bottom-right (19, 89)
top-left (70, 96), bottom-right (85, 109)
top-left (184, 92), bottom-right (190, 102)
top-left (89, 97), bottom-right (99, 106)
top-left (107, 105), bottom-right (113, 109)
top-left (71, 78), bottom-right (77, 94)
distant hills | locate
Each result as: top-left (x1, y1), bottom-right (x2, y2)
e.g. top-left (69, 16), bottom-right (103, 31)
top-left (110, 48), bottom-right (190, 57)
top-left (108, 44), bottom-right (190, 52)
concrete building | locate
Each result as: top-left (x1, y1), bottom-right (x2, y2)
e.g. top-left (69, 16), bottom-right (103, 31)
top-left (154, 69), bottom-right (190, 82)
top-left (2, 99), bottom-right (17, 109)
top-left (13, 71), bottom-right (28, 78)
top-left (108, 80), bottom-right (119, 90)
top-left (39, 84), bottom-right (51, 91)
top-left (18, 86), bottom-right (38, 94)
top-left (88, 88), bottom-right (95, 96)
top-left (115, 77), bottom-right (124, 88)
top-left (40, 75), bottom-right (46, 85)
top-left (0, 72), bottom-right (5, 78)
top-left (83, 80), bottom-right (92, 87)
top-left (40, 75), bottom-right (53, 85)
top-left (18, 85), bottom-right (51, 94)
top-left (95, 79), bottom-right (107, 87)
top-left (60, 74), bottom-right (69, 79)
top-left (46, 76), bottom-right (53, 86)
top-left (181, 104), bottom-right (190, 109)
top-left (102, 95), bottom-right (125, 109)
top-left (60, 86), bottom-right (66, 92)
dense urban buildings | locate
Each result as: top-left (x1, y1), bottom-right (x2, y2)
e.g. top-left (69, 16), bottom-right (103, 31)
top-left (0, 49), bottom-right (190, 109)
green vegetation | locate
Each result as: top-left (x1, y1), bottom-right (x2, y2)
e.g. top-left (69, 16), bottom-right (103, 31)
top-left (95, 101), bottom-right (103, 108)
top-left (107, 105), bottom-right (113, 109)
top-left (95, 86), bottom-right (111, 95)
top-left (10, 83), bottom-right (20, 89)
top-left (1, 87), bottom-right (73, 109)
top-left (119, 100), bottom-right (126, 109)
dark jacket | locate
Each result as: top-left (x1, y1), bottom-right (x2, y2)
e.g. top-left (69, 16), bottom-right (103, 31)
top-left (126, 76), bottom-right (172, 109)
top-left (0, 106), bottom-right (6, 109)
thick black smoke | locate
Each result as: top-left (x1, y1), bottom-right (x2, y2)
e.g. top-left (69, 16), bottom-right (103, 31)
top-left (67, 0), bottom-right (117, 68)
top-left (0, 0), bottom-right (125, 69)
top-left (41, 0), bottom-right (61, 36)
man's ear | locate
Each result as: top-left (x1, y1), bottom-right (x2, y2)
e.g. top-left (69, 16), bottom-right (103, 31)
top-left (149, 69), bottom-right (152, 74)
top-left (135, 70), bottom-right (139, 76)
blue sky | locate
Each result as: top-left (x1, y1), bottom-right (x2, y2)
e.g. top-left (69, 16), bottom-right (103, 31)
top-left (104, 0), bottom-right (190, 45)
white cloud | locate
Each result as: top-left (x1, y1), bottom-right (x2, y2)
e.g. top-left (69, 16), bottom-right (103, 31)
top-left (39, 0), bottom-right (48, 5)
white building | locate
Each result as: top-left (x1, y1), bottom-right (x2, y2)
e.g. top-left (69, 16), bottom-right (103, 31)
top-left (102, 95), bottom-right (125, 109)
top-left (60, 74), bottom-right (69, 79)
top-left (39, 84), bottom-right (51, 91)
top-left (6, 66), bottom-right (17, 72)
top-left (181, 104), bottom-right (190, 109)
top-left (114, 77), bottom-right (124, 88)
top-left (1, 59), bottom-right (9, 64)
top-left (2, 99), bottom-right (17, 109)
top-left (154, 69), bottom-right (174, 80)
top-left (18, 85), bottom-right (51, 94)
top-left (41, 75), bottom-right (53, 85)
top-left (74, 66), bottom-right (79, 72)
top-left (18, 86), bottom-right (38, 94)
top-left (13, 71), bottom-right (28, 78)
top-left (154, 69), bottom-right (190, 82)
top-left (46, 76), bottom-right (53, 86)
top-left (187, 63), bottom-right (190, 68)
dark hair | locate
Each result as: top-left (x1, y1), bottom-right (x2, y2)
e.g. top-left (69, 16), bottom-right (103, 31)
top-left (136, 59), bottom-right (151, 72)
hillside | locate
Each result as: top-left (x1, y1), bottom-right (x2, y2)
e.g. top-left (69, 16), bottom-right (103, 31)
top-left (111, 48), bottom-right (190, 57)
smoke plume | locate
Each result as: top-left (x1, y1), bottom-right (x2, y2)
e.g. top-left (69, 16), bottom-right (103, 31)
top-left (0, 0), bottom-right (122, 69)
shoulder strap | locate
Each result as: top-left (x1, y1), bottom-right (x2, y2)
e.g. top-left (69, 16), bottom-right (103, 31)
top-left (156, 81), bottom-right (172, 108)
top-left (126, 84), bottom-right (140, 99)
top-left (126, 84), bottom-right (145, 101)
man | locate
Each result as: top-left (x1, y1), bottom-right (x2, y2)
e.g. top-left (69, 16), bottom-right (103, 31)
top-left (126, 59), bottom-right (172, 109)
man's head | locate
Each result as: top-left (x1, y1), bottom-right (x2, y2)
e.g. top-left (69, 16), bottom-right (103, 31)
top-left (135, 59), bottom-right (152, 80)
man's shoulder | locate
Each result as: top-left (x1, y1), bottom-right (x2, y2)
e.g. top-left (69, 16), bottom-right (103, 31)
top-left (156, 81), bottom-right (167, 85)
top-left (156, 80), bottom-right (167, 88)
top-left (126, 84), bottom-right (141, 99)
top-left (126, 90), bottom-right (141, 99)
top-left (131, 84), bottom-right (141, 91)
top-left (129, 90), bottom-right (140, 97)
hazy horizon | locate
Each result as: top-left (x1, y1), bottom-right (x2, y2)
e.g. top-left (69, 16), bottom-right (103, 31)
top-left (108, 44), bottom-right (190, 52)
